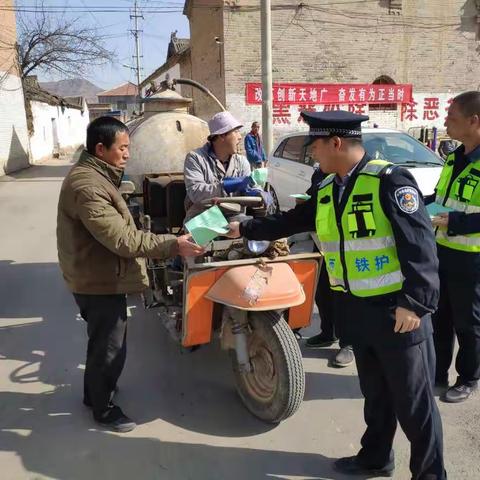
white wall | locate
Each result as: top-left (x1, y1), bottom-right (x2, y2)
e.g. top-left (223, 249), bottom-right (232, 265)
top-left (29, 101), bottom-right (90, 163)
top-left (0, 71), bottom-right (30, 175)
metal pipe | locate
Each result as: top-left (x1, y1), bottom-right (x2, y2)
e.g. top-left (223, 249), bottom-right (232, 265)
top-left (142, 214), bottom-right (151, 232)
top-left (261, 0), bottom-right (273, 156)
top-left (233, 330), bottom-right (252, 373)
top-left (172, 78), bottom-right (226, 112)
top-left (229, 309), bottom-right (252, 373)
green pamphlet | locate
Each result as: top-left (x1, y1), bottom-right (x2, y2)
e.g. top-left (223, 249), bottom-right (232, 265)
top-left (426, 203), bottom-right (454, 216)
top-left (289, 193), bottom-right (311, 201)
top-left (251, 168), bottom-right (268, 187)
top-left (184, 206), bottom-right (230, 246)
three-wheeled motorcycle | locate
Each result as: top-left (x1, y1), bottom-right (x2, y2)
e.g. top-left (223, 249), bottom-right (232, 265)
top-left (124, 80), bottom-right (322, 422)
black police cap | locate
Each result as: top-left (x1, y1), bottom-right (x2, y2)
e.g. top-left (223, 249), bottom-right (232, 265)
top-left (301, 110), bottom-right (369, 145)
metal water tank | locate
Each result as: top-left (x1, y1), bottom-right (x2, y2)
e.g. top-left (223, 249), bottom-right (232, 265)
top-left (125, 87), bottom-right (209, 190)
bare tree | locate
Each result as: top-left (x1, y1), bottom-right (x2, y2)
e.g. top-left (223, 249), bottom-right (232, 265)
top-left (1, 3), bottom-right (116, 80)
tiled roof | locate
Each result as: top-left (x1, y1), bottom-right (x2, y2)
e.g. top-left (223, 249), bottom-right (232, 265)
top-left (23, 76), bottom-right (83, 110)
top-left (64, 96), bottom-right (85, 108)
top-left (140, 31), bottom-right (190, 89)
top-left (97, 82), bottom-right (138, 97)
top-left (167, 31), bottom-right (190, 60)
top-left (140, 49), bottom-right (190, 89)
top-left (88, 103), bottom-right (112, 110)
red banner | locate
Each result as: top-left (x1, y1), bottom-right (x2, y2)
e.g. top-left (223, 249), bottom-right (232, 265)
top-left (245, 83), bottom-right (413, 105)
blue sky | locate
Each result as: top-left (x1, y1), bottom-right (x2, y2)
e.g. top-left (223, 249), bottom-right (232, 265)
top-left (17, 0), bottom-right (190, 89)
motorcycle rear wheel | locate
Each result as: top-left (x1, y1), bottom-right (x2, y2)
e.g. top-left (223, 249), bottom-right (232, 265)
top-left (231, 310), bottom-right (305, 423)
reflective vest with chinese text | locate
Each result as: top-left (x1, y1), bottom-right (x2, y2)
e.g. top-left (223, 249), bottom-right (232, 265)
top-left (435, 152), bottom-right (480, 252)
top-left (315, 160), bottom-right (404, 297)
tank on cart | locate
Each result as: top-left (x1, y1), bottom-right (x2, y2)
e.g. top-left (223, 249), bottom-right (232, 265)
top-left (125, 87), bottom-right (209, 233)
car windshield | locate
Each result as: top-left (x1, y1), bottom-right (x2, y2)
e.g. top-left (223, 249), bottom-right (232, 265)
top-left (362, 132), bottom-right (443, 166)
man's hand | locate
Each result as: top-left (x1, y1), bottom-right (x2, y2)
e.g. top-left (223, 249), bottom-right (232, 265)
top-left (226, 221), bottom-right (241, 238)
top-left (431, 213), bottom-right (449, 228)
top-left (176, 234), bottom-right (205, 257)
top-left (394, 306), bottom-right (421, 333)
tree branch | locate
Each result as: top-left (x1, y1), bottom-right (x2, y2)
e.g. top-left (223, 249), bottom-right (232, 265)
top-left (16, 5), bottom-right (116, 80)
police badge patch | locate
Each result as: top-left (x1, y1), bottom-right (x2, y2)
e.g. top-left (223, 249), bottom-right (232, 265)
top-left (395, 186), bottom-right (419, 214)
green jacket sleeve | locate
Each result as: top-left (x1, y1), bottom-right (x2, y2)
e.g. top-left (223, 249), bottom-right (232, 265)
top-left (75, 186), bottom-right (178, 259)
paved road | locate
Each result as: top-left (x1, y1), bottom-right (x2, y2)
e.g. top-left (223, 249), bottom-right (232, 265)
top-left (0, 159), bottom-right (478, 480)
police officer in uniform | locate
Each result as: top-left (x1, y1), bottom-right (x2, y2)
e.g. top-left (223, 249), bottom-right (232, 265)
top-left (227, 111), bottom-right (446, 479)
top-left (430, 91), bottom-right (480, 402)
top-left (304, 167), bottom-right (355, 367)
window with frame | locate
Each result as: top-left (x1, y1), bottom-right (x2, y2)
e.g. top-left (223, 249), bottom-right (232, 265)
top-left (369, 75), bottom-right (397, 111)
top-left (389, 0), bottom-right (402, 13)
top-left (280, 136), bottom-right (305, 162)
top-left (273, 140), bottom-right (286, 158)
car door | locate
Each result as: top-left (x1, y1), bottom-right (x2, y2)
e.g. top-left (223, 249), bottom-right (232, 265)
top-left (270, 135), bottom-right (307, 210)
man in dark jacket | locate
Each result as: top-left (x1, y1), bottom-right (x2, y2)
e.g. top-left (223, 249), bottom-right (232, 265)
top-left (227, 111), bottom-right (445, 479)
top-left (244, 121), bottom-right (266, 168)
top-left (430, 91), bottom-right (480, 403)
top-left (57, 116), bottom-right (204, 432)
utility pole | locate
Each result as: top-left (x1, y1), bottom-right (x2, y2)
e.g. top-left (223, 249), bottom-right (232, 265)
top-left (130, 0), bottom-right (143, 112)
top-left (260, 0), bottom-right (273, 156)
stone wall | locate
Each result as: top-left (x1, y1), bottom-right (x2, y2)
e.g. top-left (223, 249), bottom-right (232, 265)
top-left (186, 0), bottom-right (226, 121)
top-left (187, 0), bottom-right (480, 144)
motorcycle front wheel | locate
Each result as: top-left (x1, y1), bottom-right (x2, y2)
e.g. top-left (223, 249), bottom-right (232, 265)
top-left (231, 310), bottom-right (305, 423)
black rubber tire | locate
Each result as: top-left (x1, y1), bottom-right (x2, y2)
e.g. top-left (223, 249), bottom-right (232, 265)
top-left (231, 311), bottom-right (305, 423)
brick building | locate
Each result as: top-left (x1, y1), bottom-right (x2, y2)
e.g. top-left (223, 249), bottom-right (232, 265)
top-left (0, 0), bottom-right (30, 175)
top-left (181, 0), bottom-right (480, 141)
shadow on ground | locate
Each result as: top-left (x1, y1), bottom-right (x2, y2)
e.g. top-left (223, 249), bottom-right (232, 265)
top-left (0, 400), bottom-right (338, 480)
top-left (0, 146), bottom-right (82, 182)
top-left (0, 259), bottom-right (371, 479)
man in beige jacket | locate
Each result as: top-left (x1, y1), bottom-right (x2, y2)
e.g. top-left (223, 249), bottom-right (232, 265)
top-left (57, 116), bottom-right (204, 432)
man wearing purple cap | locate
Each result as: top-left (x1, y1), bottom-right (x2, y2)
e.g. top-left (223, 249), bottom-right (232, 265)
top-left (183, 111), bottom-right (252, 222)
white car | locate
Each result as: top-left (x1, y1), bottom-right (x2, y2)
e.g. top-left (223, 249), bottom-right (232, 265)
top-left (266, 128), bottom-right (444, 211)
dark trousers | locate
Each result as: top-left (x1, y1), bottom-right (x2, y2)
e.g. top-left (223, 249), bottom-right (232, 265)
top-left (315, 262), bottom-right (347, 347)
top-left (73, 293), bottom-right (128, 419)
top-left (354, 337), bottom-right (446, 480)
top-left (432, 270), bottom-right (480, 386)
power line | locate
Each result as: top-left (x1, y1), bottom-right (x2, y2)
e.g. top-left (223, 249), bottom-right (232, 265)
top-left (0, 5), bottom-right (183, 13)
top-left (5, 3), bottom-right (469, 21)
top-left (7, 1), bottom-right (472, 23)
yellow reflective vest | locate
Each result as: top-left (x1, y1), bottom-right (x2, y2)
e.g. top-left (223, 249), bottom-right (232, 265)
top-left (315, 160), bottom-right (404, 297)
top-left (435, 152), bottom-right (480, 252)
